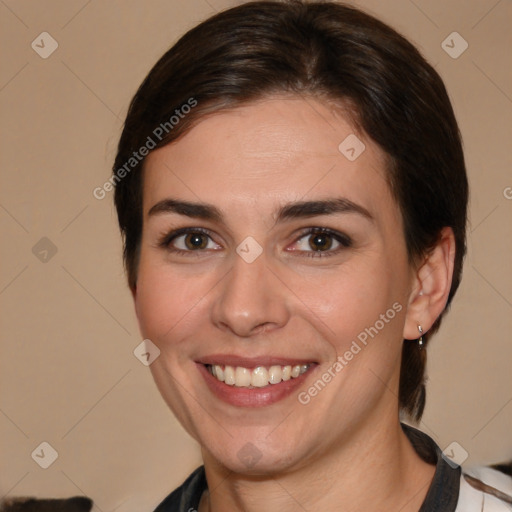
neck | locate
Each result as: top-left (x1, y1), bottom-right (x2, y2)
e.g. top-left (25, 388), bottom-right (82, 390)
top-left (199, 415), bottom-right (436, 512)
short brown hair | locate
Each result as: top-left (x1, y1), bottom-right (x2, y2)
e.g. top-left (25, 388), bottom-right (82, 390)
top-left (113, 0), bottom-right (468, 421)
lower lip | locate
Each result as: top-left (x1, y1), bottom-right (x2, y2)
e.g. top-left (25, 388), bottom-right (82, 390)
top-left (197, 363), bottom-right (315, 407)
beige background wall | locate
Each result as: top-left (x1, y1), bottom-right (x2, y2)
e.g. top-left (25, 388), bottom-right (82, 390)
top-left (0, 0), bottom-right (510, 510)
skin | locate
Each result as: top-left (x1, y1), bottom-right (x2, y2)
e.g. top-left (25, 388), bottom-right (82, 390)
top-left (134, 96), bottom-right (455, 511)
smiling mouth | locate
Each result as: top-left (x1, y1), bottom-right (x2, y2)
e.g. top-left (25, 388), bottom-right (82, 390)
top-left (206, 363), bottom-right (311, 388)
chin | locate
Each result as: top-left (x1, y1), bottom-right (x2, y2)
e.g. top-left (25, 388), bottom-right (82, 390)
top-left (201, 430), bottom-right (311, 477)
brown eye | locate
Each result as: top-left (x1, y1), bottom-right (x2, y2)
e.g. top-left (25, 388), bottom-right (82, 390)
top-left (184, 232), bottom-right (209, 250)
top-left (309, 233), bottom-right (333, 251)
top-left (290, 227), bottom-right (352, 258)
top-left (159, 227), bottom-right (221, 254)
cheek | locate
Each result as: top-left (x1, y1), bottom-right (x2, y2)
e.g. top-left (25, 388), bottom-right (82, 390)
top-left (134, 264), bottom-right (192, 341)
top-left (304, 259), bottom-right (397, 329)
top-left (133, 258), bottom-right (222, 353)
top-left (308, 260), bottom-right (407, 372)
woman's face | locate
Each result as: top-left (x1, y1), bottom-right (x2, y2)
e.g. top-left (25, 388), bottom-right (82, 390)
top-left (135, 96), bottom-right (416, 473)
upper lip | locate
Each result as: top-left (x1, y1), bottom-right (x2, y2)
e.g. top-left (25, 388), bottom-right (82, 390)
top-left (197, 354), bottom-right (317, 368)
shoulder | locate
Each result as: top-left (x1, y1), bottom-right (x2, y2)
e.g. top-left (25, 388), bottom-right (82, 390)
top-left (153, 466), bottom-right (207, 512)
top-left (455, 466), bottom-right (512, 511)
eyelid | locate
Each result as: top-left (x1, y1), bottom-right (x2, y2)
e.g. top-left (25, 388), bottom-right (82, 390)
top-left (287, 227), bottom-right (352, 258)
top-left (293, 227), bottom-right (352, 247)
top-left (158, 227), bottom-right (219, 249)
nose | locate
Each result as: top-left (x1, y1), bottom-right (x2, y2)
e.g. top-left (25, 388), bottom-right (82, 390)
top-left (211, 249), bottom-right (290, 338)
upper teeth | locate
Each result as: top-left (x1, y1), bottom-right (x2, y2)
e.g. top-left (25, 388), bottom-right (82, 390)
top-left (209, 364), bottom-right (310, 388)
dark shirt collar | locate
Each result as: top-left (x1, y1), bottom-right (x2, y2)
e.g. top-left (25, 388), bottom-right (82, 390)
top-left (401, 423), bottom-right (461, 511)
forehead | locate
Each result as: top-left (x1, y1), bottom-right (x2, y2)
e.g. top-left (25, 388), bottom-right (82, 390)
top-left (142, 96), bottom-right (394, 221)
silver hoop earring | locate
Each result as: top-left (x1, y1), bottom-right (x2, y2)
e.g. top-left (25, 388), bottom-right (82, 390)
top-left (418, 325), bottom-right (424, 349)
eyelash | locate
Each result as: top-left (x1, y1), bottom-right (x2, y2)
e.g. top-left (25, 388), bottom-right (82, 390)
top-left (158, 227), bottom-right (352, 258)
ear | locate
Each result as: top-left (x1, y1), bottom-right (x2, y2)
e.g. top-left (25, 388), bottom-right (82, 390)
top-left (403, 227), bottom-right (456, 340)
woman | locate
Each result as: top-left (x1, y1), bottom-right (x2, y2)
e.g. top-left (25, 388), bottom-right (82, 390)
top-left (113, 1), bottom-right (511, 510)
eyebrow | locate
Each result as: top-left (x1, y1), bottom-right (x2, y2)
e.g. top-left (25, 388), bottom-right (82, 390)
top-left (147, 197), bottom-right (373, 223)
